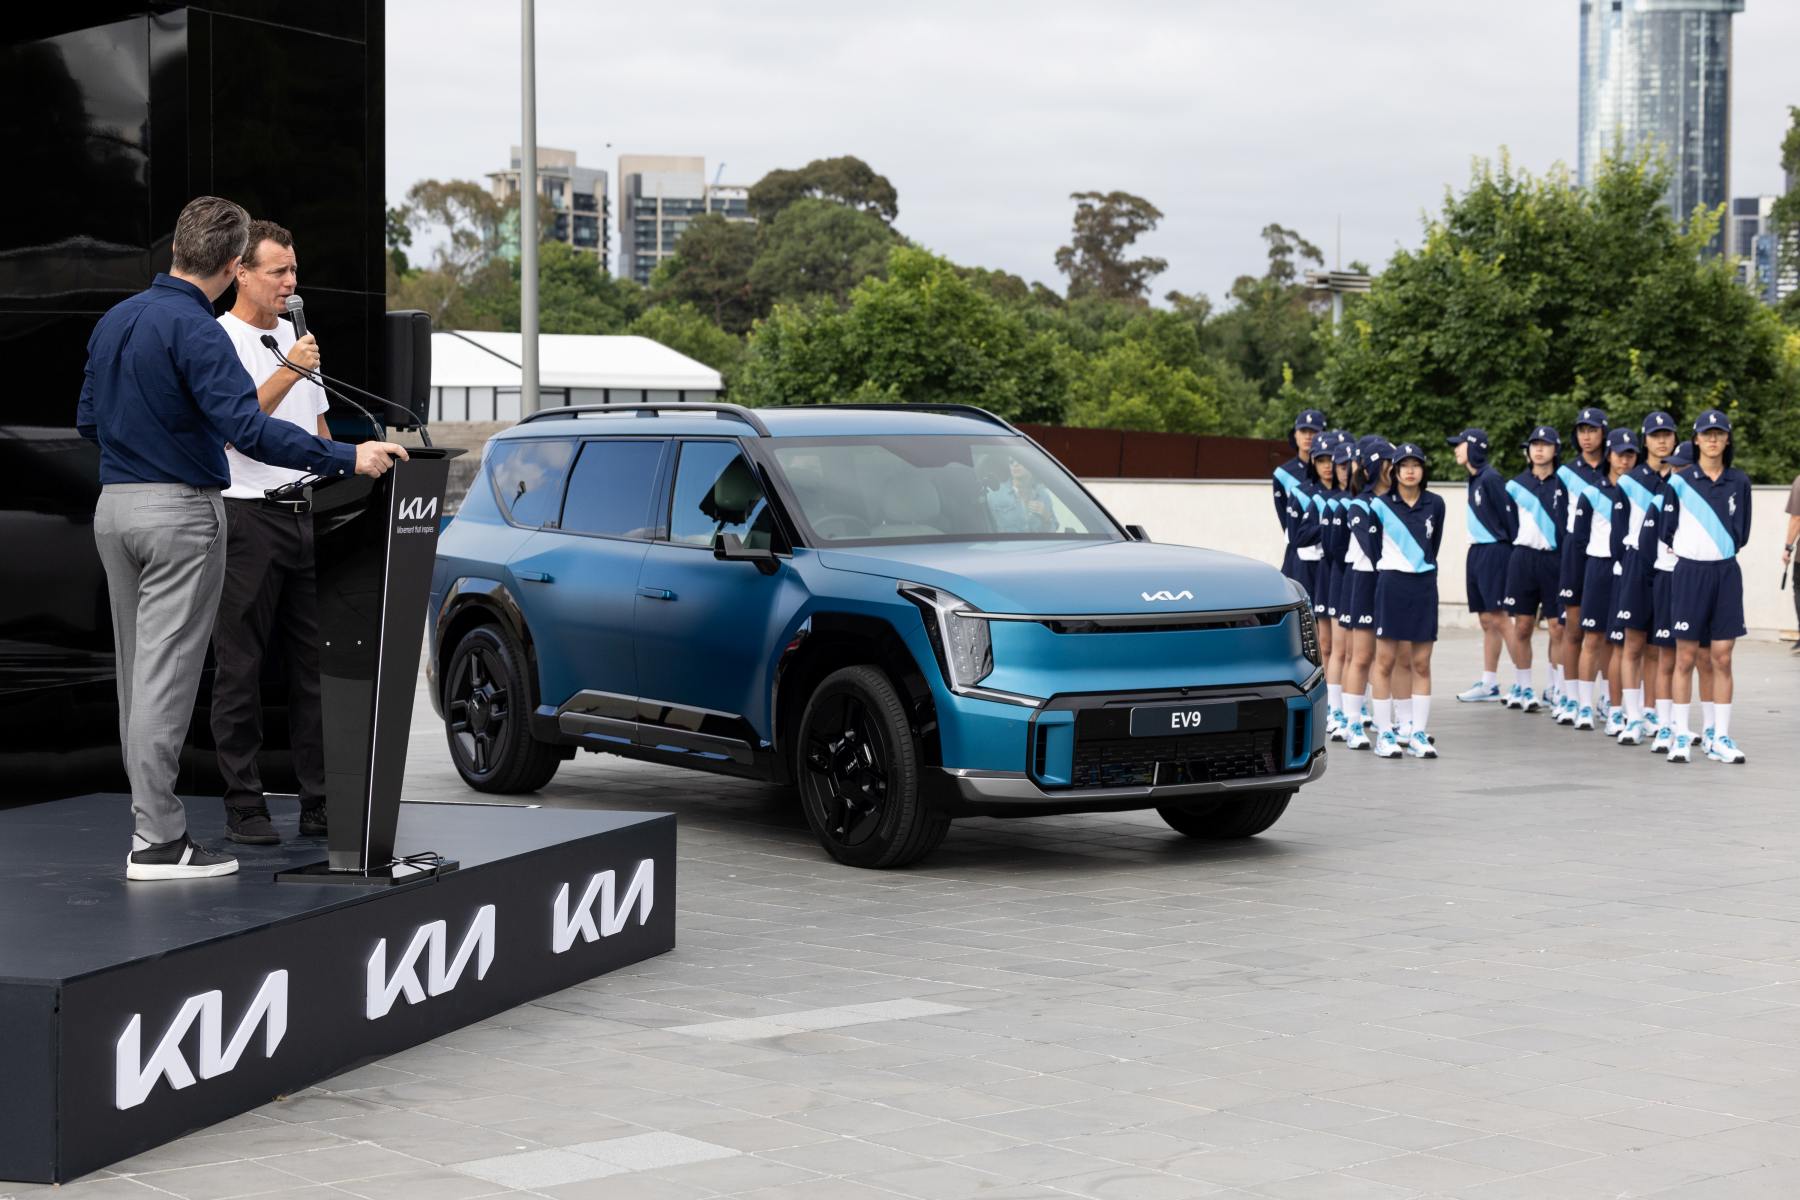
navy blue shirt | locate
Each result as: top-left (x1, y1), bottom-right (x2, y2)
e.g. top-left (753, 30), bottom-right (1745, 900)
top-left (1506, 468), bottom-right (1565, 552)
top-left (76, 274), bottom-right (355, 487)
top-left (1464, 464), bottom-right (1516, 545)
top-left (1666, 464), bottom-right (1752, 562)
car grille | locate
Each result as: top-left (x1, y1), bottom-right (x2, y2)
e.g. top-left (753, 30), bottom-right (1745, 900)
top-left (1070, 729), bottom-right (1278, 789)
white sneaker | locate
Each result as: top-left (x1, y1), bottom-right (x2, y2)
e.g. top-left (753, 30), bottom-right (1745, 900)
top-left (1501, 684), bottom-right (1522, 709)
top-left (1373, 728), bottom-right (1403, 759)
top-left (1616, 719), bottom-right (1648, 746)
top-left (1344, 721), bottom-right (1372, 751)
top-left (1574, 705), bottom-right (1595, 731)
top-left (1707, 735), bottom-right (1745, 764)
top-left (1517, 688), bottom-right (1543, 714)
top-left (1326, 709), bottom-right (1346, 741)
top-left (1603, 707), bottom-right (1626, 737)
top-left (126, 834), bottom-right (239, 882)
top-left (1651, 725), bottom-right (1673, 754)
top-left (1701, 726), bottom-right (1716, 758)
top-left (1668, 734), bottom-right (1692, 764)
top-left (1457, 682), bottom-right (1502, 703)
top-left (1405, 730), bottom-right (1438, 759)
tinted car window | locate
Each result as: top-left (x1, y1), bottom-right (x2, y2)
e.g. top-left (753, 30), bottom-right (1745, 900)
top-left (560, 439), bottom-right (664, 538)
top-left (668, 441), bottom-right (778, 550)
top-left (488, 438), bottom-right (575, 527)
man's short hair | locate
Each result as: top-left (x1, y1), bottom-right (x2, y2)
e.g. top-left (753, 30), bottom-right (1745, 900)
top-left (242, 219), bottom-right (294, 269)
top-left (171, 196), bottom-right (250, 277)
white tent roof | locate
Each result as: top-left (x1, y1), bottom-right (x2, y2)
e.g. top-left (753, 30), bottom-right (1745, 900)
top-left (430, 331), bottom-right (722, 392)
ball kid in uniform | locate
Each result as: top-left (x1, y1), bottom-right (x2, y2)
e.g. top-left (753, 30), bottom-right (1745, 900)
top-left (1326, 436), bottom-right (1361, 739)
top-left (1448, 428), bottom-right (1518, 704)
top-left (1274, 409), bottom-right (1327, 591)
top-left (1307, 434), bottom-right (1344, 734)
top-left (1369, 443), bottom-right (1446, 760)
top-left (1648, 440), bottom-right (1714, 753)
top-left (1664, 410), bottom-right (1751, 765)
top-left (1609, 412), bottom-right (1678, 745)
top-left (1568, 429), bottom-right (1638, 731)
top-left (1339, 438), bottom-right (1391, 750)
top-left (1500, 425), bottom-right (1566, 714)
top-left (1554, 407), bottom-right (1609, 724)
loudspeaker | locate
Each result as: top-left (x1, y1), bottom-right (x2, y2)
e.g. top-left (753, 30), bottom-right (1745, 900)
top-left (381, 309), bottom-right (432, 430)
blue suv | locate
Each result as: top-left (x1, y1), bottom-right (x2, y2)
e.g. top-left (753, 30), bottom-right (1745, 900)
top-left (427, 404), bottom-right (1325, 867)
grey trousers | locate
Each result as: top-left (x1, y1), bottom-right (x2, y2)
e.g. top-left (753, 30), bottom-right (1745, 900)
top-left (94, 484), bottom-right (227, 844)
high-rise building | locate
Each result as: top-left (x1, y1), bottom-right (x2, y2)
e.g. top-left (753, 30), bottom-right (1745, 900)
top-left (489, 146), bottom-right (610, 265)
top-left (1730, 195), bottom-right (1781, 302)
top-left (1578, 0), bottom-right (1745, 248)
top-left (617, 155), bottom-right (753, 286)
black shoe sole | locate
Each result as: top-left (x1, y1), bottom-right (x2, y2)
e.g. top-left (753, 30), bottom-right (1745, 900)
top-left (225, 828), bottom-right (280, 845)
top-left (298, 825), bottom-right (327, 837)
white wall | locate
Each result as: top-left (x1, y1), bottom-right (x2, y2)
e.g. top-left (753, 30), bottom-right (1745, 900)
top-left (1086, 479), bottom-right (1798, 639)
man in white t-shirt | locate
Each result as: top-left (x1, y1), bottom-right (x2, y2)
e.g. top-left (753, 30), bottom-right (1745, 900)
top-left (211, 219), bottom-right (335, 845)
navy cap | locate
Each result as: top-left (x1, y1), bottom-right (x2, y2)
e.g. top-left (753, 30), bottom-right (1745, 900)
top-left (1641, 411), bottom-right (1677, 436)
top-left (1292, 409), bottom-right (1327, 432)
top-left (1392, 442), bottom-right (1427, 467)
top-left (1362, 437), bottom-right (1395, 464)
top-left (1445, 428), bottom-right (1489, 451)
top-left (1310, 438), bottom-right (1335, 460)
top-left (1605, 428), bottom-right (1640, 455)
top-left (1330, 440), bottom-right (1357, 464)
top-left (1693, 408), bottom-right (1732, 434)
top-left (1575, 407), bottom-right (1609, 430)
top-left (1664, 439), bottom-right (1696, 467)
top-left (1524, 424), bottom-right (1561, 447)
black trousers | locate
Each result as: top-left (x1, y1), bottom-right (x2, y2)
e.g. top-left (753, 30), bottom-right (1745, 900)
top-left (211, 500), bottom-right (325, 810)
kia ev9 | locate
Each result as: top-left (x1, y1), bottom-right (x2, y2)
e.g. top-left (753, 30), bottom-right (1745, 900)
top-left (427, 403), bottom-right (1325, 868)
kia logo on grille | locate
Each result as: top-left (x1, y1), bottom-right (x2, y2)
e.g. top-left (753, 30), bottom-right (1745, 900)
top-left (1141, 590), bottom-right (1193, 602)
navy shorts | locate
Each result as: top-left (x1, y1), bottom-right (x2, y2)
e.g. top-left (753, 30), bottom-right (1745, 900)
top-left (1608, 559), bottom-right (1654, 642)
top-left (1281, 546), bottom-right (1305, 589)
top-left (1671, 558), bottom-right (1746, 642)
top-left (1317, 559), bottom-right (1340, 618)
top-left (1338, 569), bottom-right (1376, 630)
top-left (1578, 556), bottom-right (1617, 635)
top-left (1650, 571), bottom-right (1676, 648)
top-left (1466, 543), bottom-right (1511, 613)
top-left (1504, 547), bottom-right (1560, 621)
top-left (1558, 552), bottom-right (1584, 610)
top-left (1292, 556), bottom-right (1320, 608)
top-left (1374, 570), bottom-right (1439, 643)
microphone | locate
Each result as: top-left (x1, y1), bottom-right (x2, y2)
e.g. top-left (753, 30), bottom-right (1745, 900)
top-left (285, 293), bottom-right (308, 339)
top-left (262, 334), bottom-right (387, 440)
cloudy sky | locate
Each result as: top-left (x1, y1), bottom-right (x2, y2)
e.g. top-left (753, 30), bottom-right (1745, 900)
top-left (386, 0), bottom-right (1799, 303)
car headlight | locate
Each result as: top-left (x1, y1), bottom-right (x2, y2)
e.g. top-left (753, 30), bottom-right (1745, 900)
top-left (899, 583), bottom-right (993, 689)
top-left (1284, 577), bottom-right (1320, 667)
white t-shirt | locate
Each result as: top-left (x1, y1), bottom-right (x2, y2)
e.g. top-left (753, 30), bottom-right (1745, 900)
top-left (216, 311), bottom-right (331, 499)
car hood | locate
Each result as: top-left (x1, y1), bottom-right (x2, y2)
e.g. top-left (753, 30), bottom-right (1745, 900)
top-left (815, 539), bottom-right (1299, 616)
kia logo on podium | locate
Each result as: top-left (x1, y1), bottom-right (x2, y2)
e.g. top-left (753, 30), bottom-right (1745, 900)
top-left (552, 859), bottom-right (656, 953)
top-left (115, 971), bottom-right (289, 1110)
top-left (397, 496), bottom-right (437, 522)
top-left (366, 905), bottom-right (496, 1020)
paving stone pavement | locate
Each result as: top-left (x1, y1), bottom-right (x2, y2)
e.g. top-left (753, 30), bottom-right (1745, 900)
top-left (10, 630), bottom-right (1800, 1200)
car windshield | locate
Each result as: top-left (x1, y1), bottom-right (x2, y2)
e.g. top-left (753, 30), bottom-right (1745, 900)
top-left (769, 435), bottom-right (1121, 546)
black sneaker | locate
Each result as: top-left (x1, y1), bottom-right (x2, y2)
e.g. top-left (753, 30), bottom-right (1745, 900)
top-left (299, 805), bottom-right (328, 836)
top-left (225, 805), bottom-right (279, 845)
top-left (127, 834), bottom-right (239, 881)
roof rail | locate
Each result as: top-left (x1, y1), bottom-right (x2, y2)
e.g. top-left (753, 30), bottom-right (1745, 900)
top-left (786, 402), bottom-right (1017, 432)
top-left (517, 401), bottom-right (771, 437)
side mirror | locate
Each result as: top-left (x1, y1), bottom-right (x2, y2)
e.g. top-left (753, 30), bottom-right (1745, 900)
top-left (1125, 524), bottom-right (1150, 542)
top-left (714, 532), bottom-right (779, 575)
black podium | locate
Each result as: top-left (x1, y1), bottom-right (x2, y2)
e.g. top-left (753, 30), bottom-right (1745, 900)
top-left (278, 447), bottom-right (462, 881)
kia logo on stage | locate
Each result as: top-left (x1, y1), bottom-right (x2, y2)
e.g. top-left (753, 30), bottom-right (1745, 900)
top-left (1141, 590), bottom-right (1193, 602)
top-left (115, 971), bottom-right (288, 1110)
top-left (553, 859), bottom-right (656, 953)
top-left (366, 905), bottom-right (495, 1020)
top-left (397, 497), bottom-right (438, 522)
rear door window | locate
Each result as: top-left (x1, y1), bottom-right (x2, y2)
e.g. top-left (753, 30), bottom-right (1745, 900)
top-left (559, 439), bottom-right (666, 539)
top-left (488, 438), bottom-right (575, 527)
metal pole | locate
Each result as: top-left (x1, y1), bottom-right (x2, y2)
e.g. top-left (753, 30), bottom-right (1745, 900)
top-left (519, 0), bottom-right (540, 416)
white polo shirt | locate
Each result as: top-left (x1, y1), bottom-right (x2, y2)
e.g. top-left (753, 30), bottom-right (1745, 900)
top-left (216, 312), bottom-right (330, 499)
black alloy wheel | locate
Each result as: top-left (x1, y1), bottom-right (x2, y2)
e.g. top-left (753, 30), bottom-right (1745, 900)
top-left (444, 624), bottom-right (561, 793)
top-left (796, 665), bottom-right (947, 868)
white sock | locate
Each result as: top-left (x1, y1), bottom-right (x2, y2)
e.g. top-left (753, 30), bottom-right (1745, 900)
top-left (1395, 698), bottom-right (1413, 735)
top-left (1373, 697), bottom-right (1393, 730)
top-left (1531, 663), bottom-right (1543, 692)
top-left (1625, 688), bottom-right (1642, 723)
top-left (1577, 680), bottom-right (1594, 707)
top-left (1673, 703), bottom-right (1691, 737)
top-left (1553, 663), bottom-right (1565, 691)
top-left (1364, 688), bottom-right (1373, 713)
top-left (1328, 683), bottom-right (1343, 712)
top-left (1481, 671), bottom-right (1497, 689)
top-left (1702, 701), bottom-right (1716, 731)
top-left (1414, 693), bottom-right (1432, 734)
top-left (1656, 698), bottom-right (1672, 727)
top-left (1596, 681), bottom-right (1610, 710)
top-left (1715, 704), bottom-right (1731, 738)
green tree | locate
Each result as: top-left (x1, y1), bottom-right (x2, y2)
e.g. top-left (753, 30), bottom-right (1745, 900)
top-left (1053, 191), bottom-right (1167, 303)
top-left (748, 198), bottom-right (899, 307)
top-left (385, 204), bottom-right (413, 275)
top-left (1772, 105), bottom-right (1800, 325)
top-left (748, 155), bottom-right (899, 223)
top-left (650, 213), bottom-right (760, 333)
top-left (1066, 339), bottom-right (1221, 434)
top-left (1320, 150), bottom-right (1800, 480)
top-left (628, 302), bottom-right (746, 390)
top-left (1206, 223), bottom-right (1328, 403)
top-left (536, 242), bottom-right (644, 334)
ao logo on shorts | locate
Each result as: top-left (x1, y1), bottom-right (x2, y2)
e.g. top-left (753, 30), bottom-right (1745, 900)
top-left (1674, 621), bottom-right (1691, 632)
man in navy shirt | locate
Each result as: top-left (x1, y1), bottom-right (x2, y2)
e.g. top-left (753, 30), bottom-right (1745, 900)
top-left (77, 196), bottom-right (409, 881)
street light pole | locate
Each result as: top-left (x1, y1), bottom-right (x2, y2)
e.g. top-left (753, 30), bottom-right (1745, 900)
top-left (519, 0), bottom-right (539, 416)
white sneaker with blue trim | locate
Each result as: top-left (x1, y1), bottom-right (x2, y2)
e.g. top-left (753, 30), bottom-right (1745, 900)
top-left (1707, 735), bottom-right (1745, 764)
top-left (1603, 707), bottom-right (1626, 738)
top-left (1457, 682), bottom-right (1501, 703)
top-left (1574, 705), bottom-right (1595, 731)
top-left (1651, 726), bottom-right (1673, 754)
top-left (1373, 728), bottom-right (1403, 759)
top-left (1668, 734), bottom-right (1692, 763)
top-left (1702, 726), bottom-right (1716, 758)
top-left (1501, 684), bottom-right (1521, 709)
top-left (1616, 719), bottom-right (1647, 746)
top-left (1405, 730), bottom-right (1438, 759)
top-left (1343, 720), bottom-right (1372, 751)
top-left (1517, 688), bottom-right (1542, 714)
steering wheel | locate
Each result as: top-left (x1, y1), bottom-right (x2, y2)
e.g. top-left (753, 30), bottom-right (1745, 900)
top-left (811, 513), bottom-right (872, 539)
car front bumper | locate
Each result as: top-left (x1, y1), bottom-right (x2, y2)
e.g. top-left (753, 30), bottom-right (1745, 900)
top-left (930, 748), bottom-right (1327, 817)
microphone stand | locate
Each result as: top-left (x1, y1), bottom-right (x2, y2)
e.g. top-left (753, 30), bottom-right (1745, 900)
top-left (260, 336), bottom-right (435, 448)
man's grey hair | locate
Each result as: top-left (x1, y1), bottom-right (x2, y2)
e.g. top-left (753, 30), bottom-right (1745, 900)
top-left (171, 196), bottom-right (250, 277)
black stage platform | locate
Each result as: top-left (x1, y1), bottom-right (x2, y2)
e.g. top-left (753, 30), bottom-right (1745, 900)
top-left (0, 794), bottom-right (676, 1184)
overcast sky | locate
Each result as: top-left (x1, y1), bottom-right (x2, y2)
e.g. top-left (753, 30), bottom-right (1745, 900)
top-left (386, 0), bottom-right (1799, 303)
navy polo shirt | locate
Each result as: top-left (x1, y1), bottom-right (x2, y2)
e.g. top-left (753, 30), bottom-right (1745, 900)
top-left (76, 273), bottom-right (355, 488)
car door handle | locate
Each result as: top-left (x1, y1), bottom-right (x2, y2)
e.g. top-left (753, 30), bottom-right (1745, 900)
top-left (637, 586), bottom-right (675, 601)
top-left (517, 570), bottom-right (553, 583)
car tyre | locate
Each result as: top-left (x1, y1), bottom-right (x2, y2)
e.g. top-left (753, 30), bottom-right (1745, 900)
top-left (1156, 790), bottom-right (1292, 839)
top-left (796, 665), bottom-right (948, 868)
top-left (444, 624), bottom-right (561, 793)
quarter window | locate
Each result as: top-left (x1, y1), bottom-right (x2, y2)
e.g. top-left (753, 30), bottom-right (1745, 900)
top-left (559, 440), bottom-right (664, 538)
